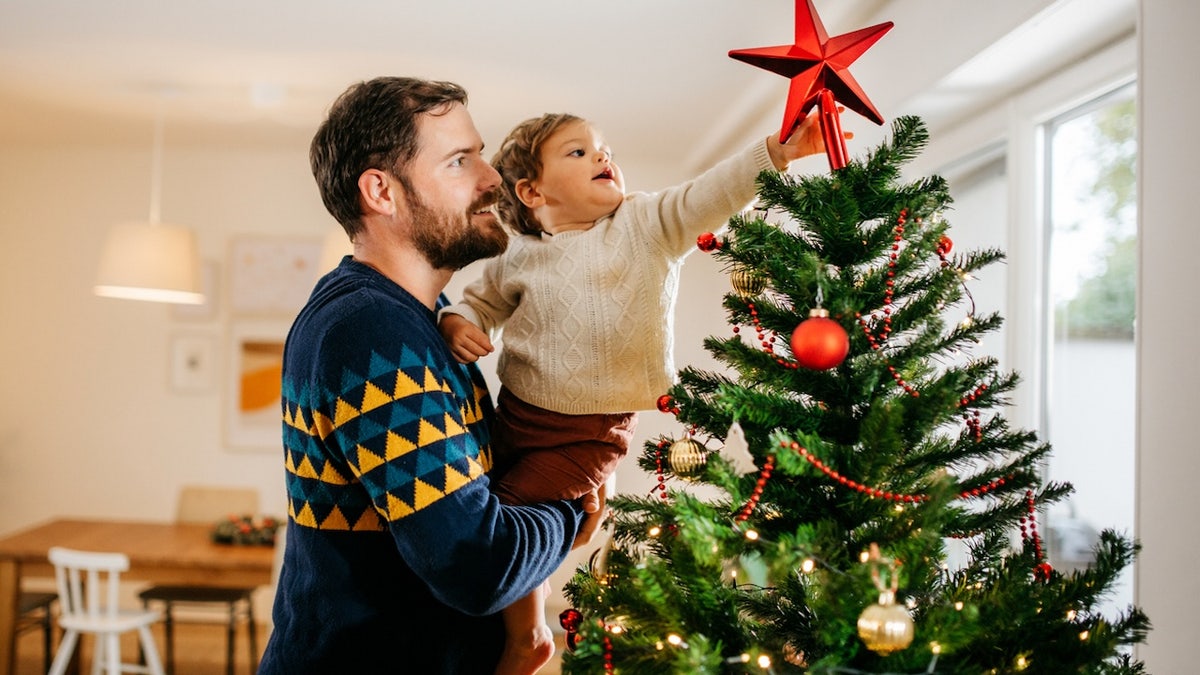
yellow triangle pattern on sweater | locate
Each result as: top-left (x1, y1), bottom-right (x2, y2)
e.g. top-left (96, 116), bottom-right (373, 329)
top-left (284, 362), bottom-right (492, 531)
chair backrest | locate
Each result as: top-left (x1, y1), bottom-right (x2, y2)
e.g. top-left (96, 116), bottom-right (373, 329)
top-left (48, 547), bottom-right (130, 621)
top-left (176, 485), bottom-right (260, 524)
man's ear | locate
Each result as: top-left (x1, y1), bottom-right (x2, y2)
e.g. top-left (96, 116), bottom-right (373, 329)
top-left (358, 169), bottom-right (398, 217)
top-left (514, 178), bottom-right (544, 209)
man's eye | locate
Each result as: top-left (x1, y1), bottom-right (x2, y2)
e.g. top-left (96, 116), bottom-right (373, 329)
top-left (450, 157), bottom-right (465, 167)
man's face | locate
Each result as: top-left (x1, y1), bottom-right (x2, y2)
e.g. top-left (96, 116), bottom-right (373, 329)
top-left (400, 102), bottom-right (508, 270)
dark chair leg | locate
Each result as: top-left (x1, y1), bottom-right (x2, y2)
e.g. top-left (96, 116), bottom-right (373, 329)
top-left (163, 602), bottom-right (176, 675)
top-left (139, 598), bottom-right (149, 666)
top-left (247, 597), bottom-right (258, 674)
top-left (41, 605), bottom-right (53, 673)
top-left (226, 602), bottom-right (236, 675)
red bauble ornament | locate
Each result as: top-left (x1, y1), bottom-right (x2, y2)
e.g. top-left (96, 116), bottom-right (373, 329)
top-left (559, 608), bottom-right (583, 632)
top-left (656, 394), bottom-right (675, 413)
top-left (729, 0), bottom-right (893, 170)
top-left (560, 607), bottom-right (584, 650)
top-left (790, 309), bottom-right (849, 370)
top-left (697, 232), bottom-right (719, 252)
top-left (937, 235), bottom-right (953, 255)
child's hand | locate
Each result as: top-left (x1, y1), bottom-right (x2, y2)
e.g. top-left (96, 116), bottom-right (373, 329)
top-left (438, 313), bottom-right (494, 364)
top-left (572, 481), bottom-right (608, 550)
top-left (767, 108), bottom-right (854, 169)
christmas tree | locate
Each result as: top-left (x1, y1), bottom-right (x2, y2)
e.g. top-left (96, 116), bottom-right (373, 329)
top-left (559, 116), bottom-right (1149, 674)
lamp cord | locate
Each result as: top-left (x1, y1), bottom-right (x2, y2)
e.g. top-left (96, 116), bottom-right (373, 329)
top-left (148, 104), bottom-right (165, 224)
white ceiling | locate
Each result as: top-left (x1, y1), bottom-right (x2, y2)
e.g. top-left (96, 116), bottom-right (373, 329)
top-left (0, 0), bottom-right (1136, 177)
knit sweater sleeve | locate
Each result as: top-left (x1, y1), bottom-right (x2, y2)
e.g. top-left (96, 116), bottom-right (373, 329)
top-left (440, 253), bottom-right (514, 339)
top-left (625, 137), bottom-right (776, 258)
top-left (281, 277), bottom-right (582, 616)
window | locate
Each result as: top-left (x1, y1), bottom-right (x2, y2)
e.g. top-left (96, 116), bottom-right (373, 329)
top-left (1041, 84), bottom-right (1137, 614)
top-left (923, 35), bottom-right (1136, 609)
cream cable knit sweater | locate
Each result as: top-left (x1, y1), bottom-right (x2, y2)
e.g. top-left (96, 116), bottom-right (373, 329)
top-left (443, 139), bottom-right (776, 415)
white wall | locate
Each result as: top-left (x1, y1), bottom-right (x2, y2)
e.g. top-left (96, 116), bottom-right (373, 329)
top-left (0, 141), bottom-right (331, 532)
top-left (1134, 0), bottom-right (1199, 671)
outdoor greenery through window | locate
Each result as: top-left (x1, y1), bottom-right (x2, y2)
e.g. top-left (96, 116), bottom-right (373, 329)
top-left (1042, 82), bottom-right (1137, 615)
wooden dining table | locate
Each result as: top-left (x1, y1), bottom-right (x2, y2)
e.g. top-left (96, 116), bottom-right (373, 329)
top-left (0, 517), bottom-right (277, 675)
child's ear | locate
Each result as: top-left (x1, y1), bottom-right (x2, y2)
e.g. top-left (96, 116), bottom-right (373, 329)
top-left (514, 178), bottom-right (544, 209)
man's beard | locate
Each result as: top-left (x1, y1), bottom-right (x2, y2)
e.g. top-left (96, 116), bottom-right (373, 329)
top-left (408, 189), bottom-right (509, 271)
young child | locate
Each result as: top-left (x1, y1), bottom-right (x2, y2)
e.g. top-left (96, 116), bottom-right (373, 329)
top-left (439, 112), bottom-right (827, 675)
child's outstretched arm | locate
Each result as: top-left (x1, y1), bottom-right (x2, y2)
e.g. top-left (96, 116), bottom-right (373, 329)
top-left (438, 313), bottom-right (495, 364)
top-left (766, 109), bottom-right (852, 169)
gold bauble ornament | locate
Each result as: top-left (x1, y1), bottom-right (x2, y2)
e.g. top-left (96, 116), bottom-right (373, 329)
top-left (730, 268), bottom-right (766, 298)
top-left (857, 590), bottom-right (914, 656)
top-left (668, 437), bottom-right (708, 481)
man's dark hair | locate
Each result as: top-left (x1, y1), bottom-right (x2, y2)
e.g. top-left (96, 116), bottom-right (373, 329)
top-left (310, 77), bottom-right (468, 236)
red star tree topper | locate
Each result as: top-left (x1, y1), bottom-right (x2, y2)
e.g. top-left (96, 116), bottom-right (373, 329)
top-left (730, 0), bottom-right (893, 170)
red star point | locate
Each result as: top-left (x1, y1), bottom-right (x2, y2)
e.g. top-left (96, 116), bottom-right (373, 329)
top-left (730, 0), bottom-right (893, 163)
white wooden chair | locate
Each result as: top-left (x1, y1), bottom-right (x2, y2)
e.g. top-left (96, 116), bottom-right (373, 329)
top-left (47, 546), bottom-right (164, 675)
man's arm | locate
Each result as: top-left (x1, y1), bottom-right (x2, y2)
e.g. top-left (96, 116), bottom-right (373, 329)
top-left (313, 300), bottom-right (585, 616)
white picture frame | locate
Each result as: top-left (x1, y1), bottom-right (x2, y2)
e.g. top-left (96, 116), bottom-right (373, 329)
top-left (224, 321), bottom-right (290, 450)
top-left (169, 333), bottom-right (217, 393)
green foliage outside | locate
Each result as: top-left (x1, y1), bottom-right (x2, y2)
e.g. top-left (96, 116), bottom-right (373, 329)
top-left (1056, 98), bottom-right (1136, 340)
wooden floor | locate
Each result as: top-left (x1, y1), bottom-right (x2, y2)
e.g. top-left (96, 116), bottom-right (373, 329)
top-left (14, 619), bottom-right (264, 675)
top-left (13, 620), bottom-right (566, 674)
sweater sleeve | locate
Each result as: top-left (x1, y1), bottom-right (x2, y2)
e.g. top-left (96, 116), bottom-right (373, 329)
top-left (626, 137), bottom-right (776, 258)
top-left (440, 253), bottom-right (516, 340)
top-left (283, 285), bottom-right (582, 616)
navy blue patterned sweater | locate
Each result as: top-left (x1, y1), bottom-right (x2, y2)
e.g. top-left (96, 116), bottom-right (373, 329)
top-left (259, 258), bottom-right (584, 674)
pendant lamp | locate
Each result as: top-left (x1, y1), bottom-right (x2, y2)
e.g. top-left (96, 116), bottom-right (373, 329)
top-left (94, 108), bottom-right (203, 305)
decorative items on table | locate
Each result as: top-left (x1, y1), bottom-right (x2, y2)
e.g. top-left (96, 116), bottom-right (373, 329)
top-left (210, 515), bottom-right (281, 546)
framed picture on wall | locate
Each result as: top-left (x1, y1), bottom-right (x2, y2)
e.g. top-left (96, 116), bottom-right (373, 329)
top-left (169, 333), bottom-right (217, 392)
top-left (228, 236), bottom-right (322, 316)
top-left (225, 321), bottom-right (290, 450)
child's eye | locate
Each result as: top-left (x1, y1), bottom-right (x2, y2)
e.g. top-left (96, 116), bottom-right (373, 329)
top-left (568, 149), bottom-right (586, 158)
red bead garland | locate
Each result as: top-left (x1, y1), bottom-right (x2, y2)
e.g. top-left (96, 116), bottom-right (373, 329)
top-left (653, 440), bottom-right (670, 500)
top-left (735, 455), bottom-right (776, 522)
top-left (1020, 489), bottom-right (1053, 581)
top-left (742, 301), bottom-right (800, 370)
top-left (775, 440), bottom-right (1011, 505)
top-left (856, 209), bottom-right (917, 395)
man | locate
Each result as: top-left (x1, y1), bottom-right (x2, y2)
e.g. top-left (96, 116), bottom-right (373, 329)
top-left (259, 77), bottom-right (603, 674)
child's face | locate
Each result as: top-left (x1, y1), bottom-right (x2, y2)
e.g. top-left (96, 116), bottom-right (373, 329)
top-left (526, 120), bottom-right (625, 231)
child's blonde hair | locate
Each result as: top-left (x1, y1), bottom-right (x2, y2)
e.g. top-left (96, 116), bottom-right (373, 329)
top-left (491, 113), bottom-right (583, 236)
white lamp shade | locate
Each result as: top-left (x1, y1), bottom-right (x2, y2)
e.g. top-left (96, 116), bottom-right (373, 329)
top-left (94, 221), bottom-right (204, 304)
